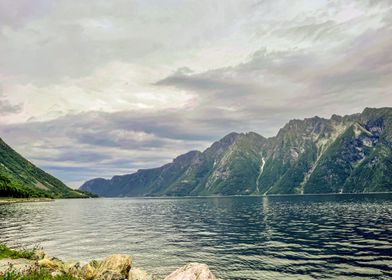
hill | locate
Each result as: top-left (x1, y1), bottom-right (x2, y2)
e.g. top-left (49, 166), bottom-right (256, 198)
top-left (0, 137), bottom-right (91, 198)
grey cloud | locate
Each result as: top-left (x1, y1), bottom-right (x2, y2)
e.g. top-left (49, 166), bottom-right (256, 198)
top-left (0, 102), bottom-right (296, 187)
top-left (0, 0), bottom-right (52, 27)
top-left (0, 99), bottom-right (22, 115)
top-left (156, 16), bottom-right (392, 118)
top-left (0, 0), bottom-right (253, 82)
top-left (0, 89), bottom-right (23, 115)
top-left (1, 0), bottom-right (392, 187)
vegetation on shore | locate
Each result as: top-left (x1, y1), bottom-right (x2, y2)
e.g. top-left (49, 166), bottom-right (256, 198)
top-left (0, 245), bottom-right (85, 280)
top-left (0, 245), bottom-right (36, 260)
top-left (1, 269), bottom-right (78, 280)
top-left (0, 244), bottom-right (216, 280)
top-left (0, 137), bottom-right (96, 199)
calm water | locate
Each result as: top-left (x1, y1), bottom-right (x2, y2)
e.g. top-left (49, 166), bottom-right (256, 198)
top-left (0, 194), bottom-right (392, 279)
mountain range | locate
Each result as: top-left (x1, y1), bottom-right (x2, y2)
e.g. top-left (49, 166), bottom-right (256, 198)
top-left (0, 137), bottom-right (91, 198)
top-left (80, 107), bottom-right (392, 197)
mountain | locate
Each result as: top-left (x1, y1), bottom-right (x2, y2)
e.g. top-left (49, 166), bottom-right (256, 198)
top-left (80, 107), bottom-right (392, 197)
top-left (0, 137), bottom-right (92, 198)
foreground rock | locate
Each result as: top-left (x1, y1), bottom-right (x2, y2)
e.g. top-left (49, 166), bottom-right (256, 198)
top-left (0, 258), bottom-right (36, 273)
top-left (94, 254), bottom-right (132, 280)
top-left (0, 251), bottom-right (217, 280)
top-left (164, 263), bottom-right (217, 280)
top-left (129, 267), bottom-right (155, 280)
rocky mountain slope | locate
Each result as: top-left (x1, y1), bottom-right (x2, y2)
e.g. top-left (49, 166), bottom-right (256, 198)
top-left (80, 107), bottom-right (392, 196)
top-left (0, 137), bottom-right (91, 198)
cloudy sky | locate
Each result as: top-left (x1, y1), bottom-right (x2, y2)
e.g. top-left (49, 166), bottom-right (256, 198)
top-left (0, 0), bottom-right (391, 187)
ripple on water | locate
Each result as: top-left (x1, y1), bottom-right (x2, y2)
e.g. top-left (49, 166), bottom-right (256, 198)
top-left (1, 194), bottom-right (392, 279)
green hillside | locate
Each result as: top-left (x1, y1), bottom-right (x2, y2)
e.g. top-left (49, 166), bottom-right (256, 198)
top-left (0, 137), bottom-right (91, 198)
top-left (80, 107), bottom-right (392, 197)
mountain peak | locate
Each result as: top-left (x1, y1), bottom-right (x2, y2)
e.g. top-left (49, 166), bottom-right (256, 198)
top-left (80, 108), bottom-right (392, 197)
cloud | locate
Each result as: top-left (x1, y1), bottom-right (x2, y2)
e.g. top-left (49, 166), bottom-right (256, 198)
top-left (0, 86), bottom-right (22, 115)
top-left (156, 18), bottom-right (392, 119)
top-left (0, 0), bottom-right (391, 187)
top-left (0, 98), bottom-right (22, 115)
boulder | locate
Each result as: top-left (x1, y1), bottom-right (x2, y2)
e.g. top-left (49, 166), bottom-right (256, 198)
top-left (89, 259), bottom-right (101, 269)
top-left (0, 258), bottom-right (36, 274)
top-left (34, 249), bottom-right (47, 260)
top-left (164, 263), bottom-right (217, 280)
top-left (66, 261), bottom-right (82, 278)
top-left (95, 270), bottom-right (124, 280)
top-left (128, 267), bottom-right (153, 280)
top-left (80, 263), bottom-right (96, 280)
top-left (37, 257), bottom-right (65, 272)
top-left (94, 254), bottom-right (132, 280)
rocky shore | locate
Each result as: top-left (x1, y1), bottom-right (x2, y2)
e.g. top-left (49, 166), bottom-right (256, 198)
top-left (0, 197), bottom-right (54, 205)
top-left (0, 249), bottom-right (218, 280)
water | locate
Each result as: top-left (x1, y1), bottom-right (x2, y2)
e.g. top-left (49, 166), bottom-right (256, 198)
top-left (1, 194), bottom-right (392, 279)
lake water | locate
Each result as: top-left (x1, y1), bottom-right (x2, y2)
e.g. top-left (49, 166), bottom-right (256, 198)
top-left (0, 194), bottom-right (391, 279)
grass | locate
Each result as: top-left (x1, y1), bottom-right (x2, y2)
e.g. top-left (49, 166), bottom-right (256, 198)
top-left (0, 245), bottom-right (36, 261)
top-left (0, 245), bottom-right (79, 280)
top-left (0, 269), bottom-right (78, 280)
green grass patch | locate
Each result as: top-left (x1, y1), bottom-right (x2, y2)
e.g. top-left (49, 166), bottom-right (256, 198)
top-left (0, 245), bottom-right (36, 261)
top-left (0, 269), bottom-right (78, 280)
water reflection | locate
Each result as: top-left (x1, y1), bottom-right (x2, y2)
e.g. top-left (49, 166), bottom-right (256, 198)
top-left (0, 194), bottom-right (391, 279)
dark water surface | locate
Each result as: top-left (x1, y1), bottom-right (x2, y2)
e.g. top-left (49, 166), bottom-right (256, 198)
top-left (1, 194), bottom-right (392, 279)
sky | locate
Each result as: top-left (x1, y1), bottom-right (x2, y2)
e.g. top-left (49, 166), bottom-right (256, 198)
top-left (0, 0), bottom-right (391, 188)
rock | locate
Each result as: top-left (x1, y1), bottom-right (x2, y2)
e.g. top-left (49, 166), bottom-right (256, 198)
top-left (164, 263), bottom-right (217, 280)
top-left (94, 254), bottom-right (132, 280)
top-left (50, 270), bottom-right (63, 277)
top-left (129, 267), bottom-right (153, 280)
top-left (0, 258), bottom-right (37, 274)
top-left (95, 270), bottom-right (124, 280)
top-left (80, 263), bottom-right (96, 280)
top-left (34, 249), bottom-right (47, 260)
top-left (89, 259), bottom-right (101, 269)
top-left (37, 257), bottom-right (65, 272)
top-left (66, 261), bottom-right (82, 277)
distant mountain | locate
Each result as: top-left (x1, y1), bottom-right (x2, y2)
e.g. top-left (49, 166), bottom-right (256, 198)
top-left (80, 107), bottom-right (392, 197)
top-left (0, 137), bottom-right (91, 198)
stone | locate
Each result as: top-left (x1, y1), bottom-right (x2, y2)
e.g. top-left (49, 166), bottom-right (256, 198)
top-left (129, 267), bottom-right (153, 280)
top-left (0, 258), bottom-right (36, 274)
top-left (89, 259), bottom-right (101, 268)
top-left (34, 249), bottom-right (47, 260)
top-left (95, 269), bottom-right (124, 280)
top-left (50, 270), bottom-right (63, 277)
top-left (164, 263), bottom-right (217, 280)
top-left (37, 257), bottom-right (64, 271)
top-left (80, 263), bottom-right (96, 280)
top-left (94, 254), bottom-right (132, 280)
top-left (66, 261), bottom-right (82, 277)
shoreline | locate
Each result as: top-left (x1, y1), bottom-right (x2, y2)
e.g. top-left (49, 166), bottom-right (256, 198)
top-left (0, 197), bottom-right (54, 205)
top-left (84, 191), bottom-right (392, 200)
top-left (0, 245), bottom-right (217, 280)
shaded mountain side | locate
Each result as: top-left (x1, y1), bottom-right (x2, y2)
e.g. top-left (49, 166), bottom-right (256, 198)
top-left (0, 137), bottom-right (91, 198)
top-left (80, 107), bottom-right (392, 197)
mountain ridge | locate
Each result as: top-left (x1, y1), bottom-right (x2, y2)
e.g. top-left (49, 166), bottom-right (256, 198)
top-left (80, 107), bottom-right (392, 197)
top-left (0, 137), bottom-right (92, 198)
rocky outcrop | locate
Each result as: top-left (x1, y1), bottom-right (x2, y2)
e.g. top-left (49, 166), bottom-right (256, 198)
top-left (164, 263), bottom-right (217, 280)
top-left (129, 267), bottom-right (154, 280)
top-left (0, 258), bottom-right (36, 273)
top-left (94, 254), bottom-right (132, 280)
top-left (0, 251), bottom-right (218, 280)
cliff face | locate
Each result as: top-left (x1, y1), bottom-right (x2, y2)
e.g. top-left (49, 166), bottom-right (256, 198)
top-left (80, 107), bottom-right (392, 196)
